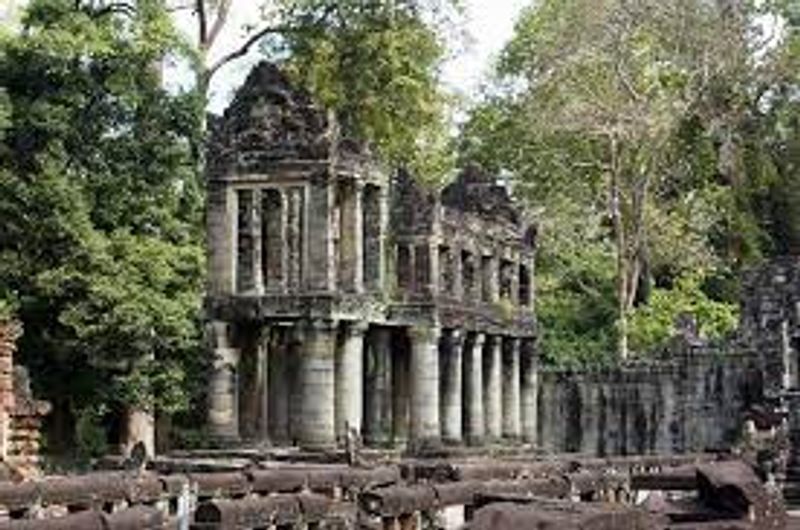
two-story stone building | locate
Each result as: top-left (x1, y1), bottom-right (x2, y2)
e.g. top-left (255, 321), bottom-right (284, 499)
top-left (204, 63), bottom-right (537, 449)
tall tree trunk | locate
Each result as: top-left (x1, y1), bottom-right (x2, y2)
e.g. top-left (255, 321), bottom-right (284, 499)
top-left (610, 135), bottom-right (629, 360)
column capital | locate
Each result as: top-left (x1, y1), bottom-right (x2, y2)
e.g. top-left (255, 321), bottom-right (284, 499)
top-left (344, 320), bottom-right (370, 337)
top-left (407, 325), bottom-right (441, 343)
top-left (208, 321), bottom-right (232, 349)
top-left (305, 318), bottom-right (339, 334)
top-left (484, 334), bottom-right (502, 348)
top-left (472, 332), bottom-right (486, 348)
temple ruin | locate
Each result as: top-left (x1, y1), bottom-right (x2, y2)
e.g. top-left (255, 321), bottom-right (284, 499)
top-left (2, 61), bottom-right (800, 529)
top-left (205, 63), bottom-right (537, 449)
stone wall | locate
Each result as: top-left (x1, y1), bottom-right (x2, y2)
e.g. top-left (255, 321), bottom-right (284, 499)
top-left (535, 257), bottom-right (800, 458)
top-left (0, 319), bottom-right (49, 479)
top-left (537, 343), bottom-right (764, 456)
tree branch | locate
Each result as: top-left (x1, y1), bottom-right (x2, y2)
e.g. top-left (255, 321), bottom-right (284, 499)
top-left (196, 0), bottom-right (208, 47)
top-left (204, 0), bottom-right (234, 52)
top-left (203, 3), bottom-right (337, 86)
top-left (85, 2), bottom-right (136, 18)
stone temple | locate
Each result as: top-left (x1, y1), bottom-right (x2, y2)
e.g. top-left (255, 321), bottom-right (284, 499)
top-left (204, 63), bottom-right (538, 449)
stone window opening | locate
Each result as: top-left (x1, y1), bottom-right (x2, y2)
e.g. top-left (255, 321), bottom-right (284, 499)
top-left (461, 250), bottom-right (475, 298)
top-left (519, 263), bottom-right (531, 307)
top-left (285, 187), bottom-right (304, 291)
top-left (236, 189), bottom-right (255, 293)
top-left (481, 255), bottom-right (493, 302)
top-left (415, 244), bottom-right (431, 293)
top-left (363, 184), bottom-right (382, 291)
top-left (499, 259), bottom-right (513, 300)
top-left (337, 180), bottom-right (360, 292)
top-left (439, 245), bottom-right (453, 295)
top-left (397, 244), bottom-right (412, 290)
top-left (262, 189), bottom-right (283, 292)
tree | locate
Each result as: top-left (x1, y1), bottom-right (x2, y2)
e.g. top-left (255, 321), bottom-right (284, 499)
top-left (0, 0), bottom-right (204, 456)
top-left (178, 0), bottom-right (459, 178)
top-left (1, 0), bottom-right (462, 457)
top-left (462, 0), bottom-right (755, 359)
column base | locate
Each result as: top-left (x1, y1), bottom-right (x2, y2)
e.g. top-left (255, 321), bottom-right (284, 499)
top-left (466, 435), bottom-right (485, 447)
top-left (406, 436), bottom-right (444, 456)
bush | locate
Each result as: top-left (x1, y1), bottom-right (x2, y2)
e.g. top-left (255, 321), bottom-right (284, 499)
top-left (628, 272), bottom-right (738, 353)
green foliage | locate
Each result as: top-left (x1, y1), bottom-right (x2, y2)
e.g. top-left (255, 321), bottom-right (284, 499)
top-left (459, 0), bottom-right (799, 363)
top-left (267, 0), bottom-right (458, 182)
top-left (628, 273), bottom-right (739, 353)
top-left (74, 404), bottom-right (109, 460)
top-left (0, 0), bottom-right (205, 448)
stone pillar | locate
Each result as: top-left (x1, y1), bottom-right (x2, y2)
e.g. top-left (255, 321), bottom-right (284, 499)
top-left (441, 329), bottom-right (464, 444)
top-left (123, 406), bottom-right (155, 457)
top-left (263, 189), bottom-right (284, 293)
top-left (520, 338), bottom-right (538, 445)
top-left (782, 320), bottom-right (797, 390)
top-left (285, 187), bottom-right (305, 292)
top-left (252, 189), bottom-right (264, 294)
top-left (207, 183), bottom-right (237, 295)
top-left (256, 326), bottom-right (270, 442)
top-left (353, 182), bottom-right (364, 292)
top-left (464, 333), bottom-right (485, 445)
top-left (484, 335), bottom-right (502, 441)
top-left (509, 258), bottom-right (520, 306)
top-left (297, 319), bottom-right (337, 448)
top-left (336, 322), bottom-right (366, 441)
top-left (453, 247), bottom-right (464, 300)
top-left (339, 180), bottom-right (364, 293)
top-left (365, 327), bottom-right (393, 445)
top-left (269, 327), bottom-right (292, 444)
top-left (208, 321), bottom-right (240, 440)
top-left (483, 255), bottom-right (499, 303)
top-left (392, 343), bottom-right (411, 445)
top-left (308, 177), bottom-right (335, 291)
top-left (363, 185), bottom-right (383, 291)
top-left (502, 337), bottom-right (521, 440)
top-left (409, 326), bottom-right (441, 444)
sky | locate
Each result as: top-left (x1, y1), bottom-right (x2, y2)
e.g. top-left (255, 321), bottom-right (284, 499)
top-left (196, 0), bottom-right (530, 113)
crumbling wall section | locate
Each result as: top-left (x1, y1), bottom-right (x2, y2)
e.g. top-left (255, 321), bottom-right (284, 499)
top-left (537, 345), bottom-right (763, 456)
top-left (0, 319), bottom-right (49, 480)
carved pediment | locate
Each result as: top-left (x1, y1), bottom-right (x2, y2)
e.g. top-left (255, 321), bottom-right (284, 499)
top-left (441, 164), bottom-right (521, 226)
top-left (208, 63), bottom-right (339, 178)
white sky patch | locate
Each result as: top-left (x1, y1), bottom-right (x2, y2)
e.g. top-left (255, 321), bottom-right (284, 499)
top-left (175, 0), bottom-right (529, 114)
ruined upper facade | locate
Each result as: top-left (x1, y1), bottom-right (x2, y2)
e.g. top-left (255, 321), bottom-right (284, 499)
top-left (205, 63), bottom-right (538, 449)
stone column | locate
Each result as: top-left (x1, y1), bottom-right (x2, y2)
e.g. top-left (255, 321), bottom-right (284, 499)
top-left (484, 335), bottom-right (502, 441)
top-left (208, 321), bottom-right (240, 440)
top-left (256, 326), bottom-right (270, 442)
top-left (409, 326), bottom-right (441, 444)
top-left (509, 258), bottom-right (520, 306)
top-left (392, 345), bottom-right (410, 445)
top-left (485, 255), bottom-right (499, 303)
top-left (279, 189), bottom-right (290, 293)
top-left (124, 406), bottom-right (155, 458)
top-left (308, 178), bottom-right (334, 291)
top-left (453, 248), bottom-right (464, 300)
top-left (502, 337), bottom-right (521, 440)
top-left (441, 329), bottom-right (464, 444)
top-left (207, 183), bottom-right (237, 295)
top-left (339, 180), bottom-right (364, 293)
top-left (269, 327), bottom-right (293, 444)
top-left (464, 333), bottom-right (485, 445)
top-left (365, 327), bottom-right (393, 446)
top-left (297, 319), bottom-right (337, 448)
top-left (252, 189), bottom-right (264, 295)
top-left (336, 322), bottom-right (366, 442)
top-left (520, 338), bottom-right (539, 445)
